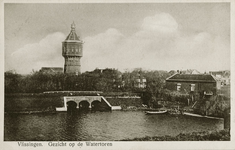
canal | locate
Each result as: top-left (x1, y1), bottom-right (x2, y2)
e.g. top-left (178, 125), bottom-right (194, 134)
top-left (4, 111), bottom-right (223, 141)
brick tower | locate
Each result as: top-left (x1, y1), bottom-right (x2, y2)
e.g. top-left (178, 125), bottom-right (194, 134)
top-left (62, 22), bottom-right (83, 75)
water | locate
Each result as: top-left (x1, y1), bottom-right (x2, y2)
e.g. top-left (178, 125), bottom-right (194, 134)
top-left (4, 111), bottom-right (223, 141)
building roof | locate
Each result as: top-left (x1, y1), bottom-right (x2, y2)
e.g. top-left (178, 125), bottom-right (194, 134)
top-left (40, 67), bottom-right (63, 74)
top-left (64, 22), bottom-right (81, 41)
top-left (209, 70), bottom-right (230, 78)
top-left (166, 73), bottom-right (217, 83)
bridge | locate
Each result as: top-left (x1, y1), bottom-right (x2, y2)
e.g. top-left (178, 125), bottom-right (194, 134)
top-left (56, 96), bottom-right (117, 111)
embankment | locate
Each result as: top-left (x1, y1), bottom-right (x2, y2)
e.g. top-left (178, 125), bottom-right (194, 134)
top-left (4, 94), bottom-right (143, 112)
top-left (120, 129), bottom-right (230, 141)
top-left (105, 97), bottom-right (142, 109)
top-left (5, 93), bottom-right (64, 112)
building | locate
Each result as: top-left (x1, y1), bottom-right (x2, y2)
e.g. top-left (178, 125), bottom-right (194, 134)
top-left (166, 73), bottom-right (221, 95)
top-left (62, 22), bottom-right (83, 75)
top-left (209, 70), bottom-right (230, 85)
top-left (134, 78), bottom-right (147, 88)
top-left (40, 67), bottom-right (63, 74)
top-left (182, 69), bottom-right (200, 74)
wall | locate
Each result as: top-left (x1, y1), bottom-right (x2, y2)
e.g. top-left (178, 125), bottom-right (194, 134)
top-left (63, 41), bottom-right (83, 74)
top-left (166, 81), bottom-right (217, 94)
top-left (100, 98), bottom-right (112, 111)
top-left (5, 94), bottom-right (113, 112)
top-left (64, 57), bottom-right (81, 75)
top-left (62, 42), bottom-right (83, 57)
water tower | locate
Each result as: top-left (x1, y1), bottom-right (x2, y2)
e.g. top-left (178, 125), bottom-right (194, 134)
top-left (62, 22), bottom-right (83, 75)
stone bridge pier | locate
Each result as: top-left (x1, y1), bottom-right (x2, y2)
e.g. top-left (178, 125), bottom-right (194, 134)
top-left (56, 96), bottom-right (112, 111)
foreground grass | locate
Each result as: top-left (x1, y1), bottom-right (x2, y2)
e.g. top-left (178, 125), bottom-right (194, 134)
top-left (120, 129), bottom-right (230, 141)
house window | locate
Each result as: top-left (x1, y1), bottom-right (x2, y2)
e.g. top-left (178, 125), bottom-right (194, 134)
top-left (177, 83), bottom-right (181, 91)
top-left (191, 84), bottom-right (195, 91)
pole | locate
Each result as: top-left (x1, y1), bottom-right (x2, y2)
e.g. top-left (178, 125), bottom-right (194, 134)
top-left (224, 108), bottom-right (230, 129)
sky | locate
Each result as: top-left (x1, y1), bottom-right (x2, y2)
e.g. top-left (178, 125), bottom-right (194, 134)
top-left (4, 3), bottom-right (230, 74)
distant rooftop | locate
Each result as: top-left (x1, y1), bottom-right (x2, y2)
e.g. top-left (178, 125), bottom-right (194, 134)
top-left (209, 70), bottom-right (230, 77)
top-left (169, 69), bottom-right (200, 75)
top-left (166, 73), bottom-right (217, 83)
top-left (40, 67), bottom-right (63, 74)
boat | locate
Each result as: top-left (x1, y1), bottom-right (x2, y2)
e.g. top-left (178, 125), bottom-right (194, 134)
top-left (145, 110), bottom-right (167, 115)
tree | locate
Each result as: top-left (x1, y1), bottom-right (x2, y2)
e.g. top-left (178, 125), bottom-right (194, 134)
top-left (141, 70), bottom-right (169, 107)
top-left (5, 71), bottom-right (22, 93)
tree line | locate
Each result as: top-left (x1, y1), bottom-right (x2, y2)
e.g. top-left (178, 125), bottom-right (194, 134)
top-left (5, 68), bottom-right (171, 94)
top-left (5, 68), bottom-right (229, 114)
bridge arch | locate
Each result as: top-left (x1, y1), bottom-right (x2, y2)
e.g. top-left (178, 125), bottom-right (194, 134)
top-left (91, 100), bottom-right (101, 111)
top-left (79, 100), bottom-right (90, 110)
top-left (67, 101), bottom-right (77, 112)
top-left (56, 96), bottom-right (112, 111)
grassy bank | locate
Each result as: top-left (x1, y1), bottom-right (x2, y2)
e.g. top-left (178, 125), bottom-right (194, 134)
top-left (4, 93), bottom-right (143, 112)
top-left (120, 129), bottom-right (230, 141)
top-left (106, 97), bottom-right (142, 107)
top-left (5, 94), bottom-right (64, 112)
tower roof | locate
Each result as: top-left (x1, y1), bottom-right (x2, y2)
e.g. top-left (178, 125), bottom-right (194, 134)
top-left (65, 22), bottom-right (80, 41)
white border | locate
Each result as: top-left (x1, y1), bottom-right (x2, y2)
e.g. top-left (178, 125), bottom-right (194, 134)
top-left (0, 0), bottom-right (234, 150)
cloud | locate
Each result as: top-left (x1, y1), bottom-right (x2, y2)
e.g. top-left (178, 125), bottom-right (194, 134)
top-left (141, 13), bottom-right (178, 34)
top-left (10, 32), bottom-right (65, 74)
top-left (82, 13), bottom-right (230, 72)
top-left (9, 12), bottom-right (230, 74)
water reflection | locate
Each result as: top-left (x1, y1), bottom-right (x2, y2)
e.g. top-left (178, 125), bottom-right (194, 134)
top-left (4, 111), bottom-right (223, 141)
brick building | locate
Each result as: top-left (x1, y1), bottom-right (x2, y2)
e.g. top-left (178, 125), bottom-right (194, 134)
top-left (166, 73), bottom-right (221, 95)
top-left (62, 22), bottom-right (83, 75)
